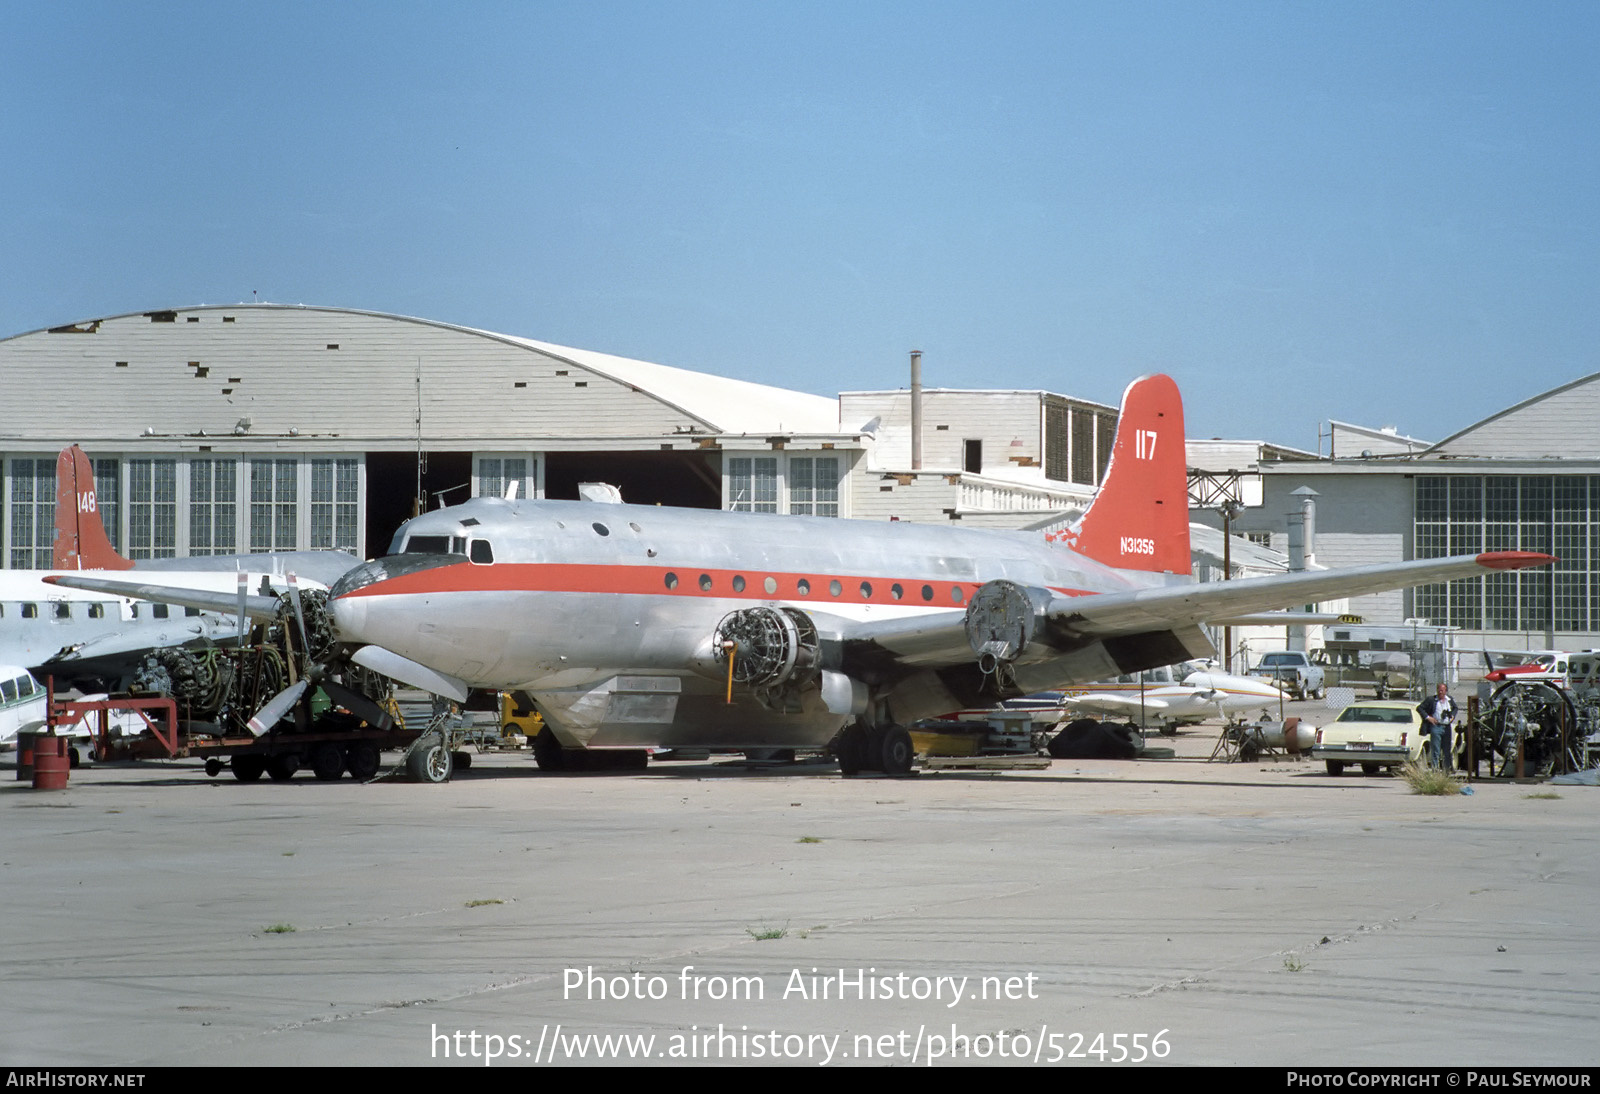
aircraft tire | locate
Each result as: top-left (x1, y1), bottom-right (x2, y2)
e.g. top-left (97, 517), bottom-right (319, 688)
top-left (877, 725), bottom-right (914, 775)
top-left (533, 728), bottom-right (567, 772)
top-left (310, 742), bottom-right (345, 781)
top-left (836, 723), bottom-right (868, 777)
top-left (407, 739), bottom-right (453, 783)
top-left (345, 742), bottom-right (381, 781)
top-left (231, 754), bottom-right (266, 782)
top-left (267, 753), bottom-right (301, 781)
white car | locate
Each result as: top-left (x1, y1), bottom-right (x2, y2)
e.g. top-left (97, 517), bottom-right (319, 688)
top-left (1311, 700), bottom-right (1427, 776)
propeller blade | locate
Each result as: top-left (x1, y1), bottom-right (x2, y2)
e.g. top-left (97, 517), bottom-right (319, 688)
top-left (247, 680), bottom-right (309, 736)
top-left (286, 572), bottom-right (308, 652)
top-left (236, 572), bottom-right (249, 649)
top-left (349, 645), bottom-right (469, 703)
top-left (321, 679), bottom-right (395, 732)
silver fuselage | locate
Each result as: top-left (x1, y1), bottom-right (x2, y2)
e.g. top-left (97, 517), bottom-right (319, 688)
top-left (331, 497), bottom-right (1182, 749)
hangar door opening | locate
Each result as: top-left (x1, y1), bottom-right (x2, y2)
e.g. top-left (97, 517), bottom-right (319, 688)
top-left (365, 451), bottom-right (473, 556)
top-left (544, 451), bottom-right (721, 509)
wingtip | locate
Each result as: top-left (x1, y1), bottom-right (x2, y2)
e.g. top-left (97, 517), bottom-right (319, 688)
top-left (1476, 551), bottom-right (1558, 571)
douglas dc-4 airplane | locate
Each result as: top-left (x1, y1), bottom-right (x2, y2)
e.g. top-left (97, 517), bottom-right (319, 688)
top-left (52, 374), bottom-right (1554, 776)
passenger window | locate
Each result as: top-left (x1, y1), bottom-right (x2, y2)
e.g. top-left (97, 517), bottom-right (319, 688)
top-left (53, 602), bottom-right (71, 620)
top-left (88, 603), bottom-right (104, 619)
top-left (469, 540), bottom-right (494, 564)
top-left (21, 603), bottom-right (38, 619)
top-left (153, 604), bottom-right (169, 619)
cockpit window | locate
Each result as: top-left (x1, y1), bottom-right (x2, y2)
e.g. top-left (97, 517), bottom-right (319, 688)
top-left (403, 535), bottom-right (454, 554)
top-left (469, 540), bottom-right (494, 564)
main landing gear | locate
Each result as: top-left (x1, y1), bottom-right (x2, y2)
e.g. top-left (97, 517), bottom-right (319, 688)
top-left (833, 722), bottom-right (914, 777)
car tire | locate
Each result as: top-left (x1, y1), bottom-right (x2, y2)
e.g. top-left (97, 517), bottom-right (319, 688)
top-left (1325, 760), bottom-right (1344, 777)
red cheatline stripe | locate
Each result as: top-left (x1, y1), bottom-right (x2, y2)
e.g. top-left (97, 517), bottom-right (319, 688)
top-left (339, 561), bottom-right (1095, 605)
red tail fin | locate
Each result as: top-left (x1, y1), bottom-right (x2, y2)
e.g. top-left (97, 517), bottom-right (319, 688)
top-left (53, 445), bottom-right (134, 571)
top-left (1049, 374), bottom-right (1190, 575)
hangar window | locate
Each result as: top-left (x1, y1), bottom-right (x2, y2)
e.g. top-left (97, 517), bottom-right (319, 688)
top-left (788, 457), bottom-right (840, 517)
top-left (727, 457), bottom-right (779, 513)
top-left (128, 459), bottom-right (178, 559)
top-left (475, 456), bottom-right (536, 502)
top-left (469, 540), bottom-right (493, 564)
top-left (6, 457), bottom-right (56, 567)
top-left (727, 454), bottom-right (840, 517)
top-left (186, 316), bottom-right (199, 323)
top-left (190, 458), bottom-right (238, 555)
top-left (310, 458), bottom-right (359, 553)
top-left (248, 458), bottom-right (298, 553)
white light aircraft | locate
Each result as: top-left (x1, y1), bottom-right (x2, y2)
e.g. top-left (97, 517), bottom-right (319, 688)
top-left (51, 374), bottom-right (1554, 776)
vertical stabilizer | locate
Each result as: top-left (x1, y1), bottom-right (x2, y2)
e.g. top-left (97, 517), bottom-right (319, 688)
top-left (53, 445), bottom-right (135, 570)
top-left (1049, 374), bottom-right (1190, 575)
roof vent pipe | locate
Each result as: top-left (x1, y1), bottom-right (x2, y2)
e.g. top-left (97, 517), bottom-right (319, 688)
top-left (910, 350), bottom-right (922, 470)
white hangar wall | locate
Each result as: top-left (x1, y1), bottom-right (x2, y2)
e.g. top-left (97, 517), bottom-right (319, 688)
top-left (0, 305), bottom-right (864, 566)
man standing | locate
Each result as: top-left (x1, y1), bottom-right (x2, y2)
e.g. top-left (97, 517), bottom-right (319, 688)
top-left (1418, 683), bottom-right (1458, 769)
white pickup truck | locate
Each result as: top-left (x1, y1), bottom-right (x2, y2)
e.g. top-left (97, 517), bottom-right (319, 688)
top-left (1247, 651), bottom-right (1326, 700)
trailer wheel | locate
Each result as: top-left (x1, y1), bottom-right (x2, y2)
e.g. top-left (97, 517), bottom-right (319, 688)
top-left (267, 753), bottom-right (301, 781)
top-left (231, 754), bottom-right (266, 782)
top-left (407, 739), bottom-right (452, 783)
top-left (310, 742), bottom-right (345, 781)
top-left (345, 742), bottom-right (380, 782)
top-left (205, 758), bottom-right (223, 778)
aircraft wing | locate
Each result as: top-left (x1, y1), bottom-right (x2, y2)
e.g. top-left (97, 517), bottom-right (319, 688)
top-left (41, 574), bottom-right (283, 622)
top-left (1059, 692), bottom-right (1173, 716)
top-left (825, 550), bottom-right (1551, 688)
top-left (1048, 552), bottom-right (1552, 638)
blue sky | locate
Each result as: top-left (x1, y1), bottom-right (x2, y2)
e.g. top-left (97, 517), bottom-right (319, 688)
top-left (3, 1), bottom-right (1596, 447)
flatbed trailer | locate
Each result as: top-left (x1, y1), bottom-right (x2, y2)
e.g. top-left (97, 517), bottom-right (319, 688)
top-left (50, 691), bottom-right (423, 782)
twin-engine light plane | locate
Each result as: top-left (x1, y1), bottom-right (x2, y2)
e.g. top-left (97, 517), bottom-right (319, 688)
top-left (52, 374), bottom-right (1554, 776)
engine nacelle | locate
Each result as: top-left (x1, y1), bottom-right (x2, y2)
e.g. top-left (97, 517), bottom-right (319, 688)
top-left (713, 606), bottom-right (821, 695)
top-left (964, 579), bottom-right (1054, 675)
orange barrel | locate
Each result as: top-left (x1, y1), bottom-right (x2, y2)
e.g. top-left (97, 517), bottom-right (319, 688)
top-left (32, 736), bottom-right (69, 791)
